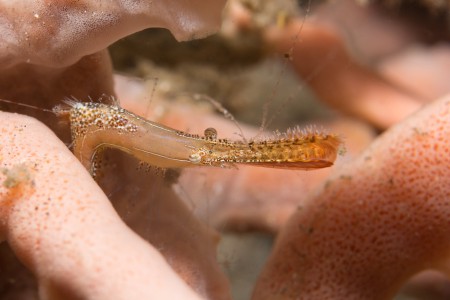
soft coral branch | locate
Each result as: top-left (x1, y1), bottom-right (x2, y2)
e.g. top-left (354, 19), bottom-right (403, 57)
top-left (0, 0), bottom-right (227, 68)
top-left (253, 95), bottom-right (450, 299)
top-left (264, 20), bottom-right (424, 129)
top-left (0, 112), bottom-right (203, 299)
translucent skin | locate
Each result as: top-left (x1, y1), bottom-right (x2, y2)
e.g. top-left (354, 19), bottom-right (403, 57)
top-left (64, 102), bottom-right (342, 173)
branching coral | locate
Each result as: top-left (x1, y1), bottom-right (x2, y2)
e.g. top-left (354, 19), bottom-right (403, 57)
top-left (0, 112), bottom-right (206, 299)
top-left (0, 1), bottom-right (231, 299)
top-left (253, 95), bottom-right (450, 299)
top-left (0, 0), bottom-right (226, 68)
top-left (1, 0), bottom-right (450, 299)
top-left (0, 0), bottom-right (226, 129)
top-left (264, 20), bottom-right (423, 129)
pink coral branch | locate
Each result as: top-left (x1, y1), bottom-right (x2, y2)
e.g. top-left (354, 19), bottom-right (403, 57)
top-left (0, 0), bottom-right (226, 68)
top-left (253, 95), bottom-right (450, 299)
top-left (264, 20), bottom-right (423, 129)
top-left (0, 112), bottom-right (204, 299)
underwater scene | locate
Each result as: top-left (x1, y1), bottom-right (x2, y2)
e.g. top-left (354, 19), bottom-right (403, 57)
top-left (1, 0), bottom-right (450, 299)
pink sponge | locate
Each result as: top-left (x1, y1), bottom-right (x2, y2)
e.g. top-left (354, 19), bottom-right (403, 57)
top-left (253, 95), bottom-right (450, 299)
top-left (0, 0), bottom-right (226, 68)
